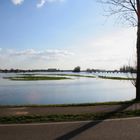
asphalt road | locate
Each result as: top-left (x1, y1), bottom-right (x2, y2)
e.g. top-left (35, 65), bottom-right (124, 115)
top-left (1, 117), bottom-right (140, 140)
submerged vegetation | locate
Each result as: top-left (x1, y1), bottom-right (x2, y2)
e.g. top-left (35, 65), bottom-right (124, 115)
top-left (47, 74), bottom-right (96, 78)
top-left (3, 74), bottom-right (96, 81)
top-left (4, 76), bottom-right (70, 81)
top-left (98, 76), bottom-right (136, 81)
top-left (3, 73), bottom-right (135, 81)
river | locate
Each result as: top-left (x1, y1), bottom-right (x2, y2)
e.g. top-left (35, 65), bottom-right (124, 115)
top-left (0, 72), bottom-right (135, 105)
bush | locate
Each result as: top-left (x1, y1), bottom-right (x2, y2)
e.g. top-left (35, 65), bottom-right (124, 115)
top-left (73, 66), bottom-right (80, 72)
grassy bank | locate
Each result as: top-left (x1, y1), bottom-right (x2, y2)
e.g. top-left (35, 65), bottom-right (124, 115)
top-left (0, 110), bottom-right (140, 124)
top-left (0, 100), bottom-right (137, 108)
top-left (0, 100), bottom-right (139, 124)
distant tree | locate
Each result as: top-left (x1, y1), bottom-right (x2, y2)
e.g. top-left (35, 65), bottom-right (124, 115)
top-left (73, 66), bottom-right (81, 72)
top-left (120, 65), bottom-right (136, 73)
top-left (101, 0), bottom-right (140, 100)
top-left (86, 68), bottom-right (92, 73)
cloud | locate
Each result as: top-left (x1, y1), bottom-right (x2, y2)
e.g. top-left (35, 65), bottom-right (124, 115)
top-left (0, 28), bottom-right (136, 70)
top-left (36, 0), bottom-right (65, 8)
top-left (11, 0), bottom-right (65, 8)
top-left (9, 49), bottom-right (74, 60)
top-left (13, 49), bottom-right (37, 56)
top-left (0, 48), bottom-right (74, 69)
top-left (67, 27), bottom-right (137, 70)
top-left (11, 0), bottom-right (24, 5)
top-left (37, 0), bottom-right (46, 8)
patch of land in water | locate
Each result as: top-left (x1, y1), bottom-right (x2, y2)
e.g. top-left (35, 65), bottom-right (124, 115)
top-left (47, 74), bottom-right (96, 78)
top-left (3, 74), bottom-right (135, 81)
top-left (3, 76), bottom-right (71, 81)
top-left (98, 76), bottom-right (136, 80)
top-left (15, 73), bottom-right (134, 80)
top-left (3, 73), bottom-right (96, 81)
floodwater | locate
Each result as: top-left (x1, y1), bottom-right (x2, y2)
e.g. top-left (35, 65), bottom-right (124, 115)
top-left (0, 72), bottom-right (135, 105)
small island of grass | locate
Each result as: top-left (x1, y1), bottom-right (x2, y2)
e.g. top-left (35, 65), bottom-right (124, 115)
top-left (4, 76), bottom-right (71, 81)
top-left (47, 74), bottom-right (96, 78)
top-left (98, 76), bottom-right (136, 80)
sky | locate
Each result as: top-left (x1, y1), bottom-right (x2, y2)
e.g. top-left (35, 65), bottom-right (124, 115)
top-left (0, 0), bottom-right (137, 70)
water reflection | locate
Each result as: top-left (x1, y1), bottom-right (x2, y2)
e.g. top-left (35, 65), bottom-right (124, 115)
top-left (0, 72), bottom-right (135, 105)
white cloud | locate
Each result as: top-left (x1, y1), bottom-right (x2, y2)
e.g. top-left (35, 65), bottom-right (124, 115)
top-left (13, 49), bottom-right (37, 56)
top-left (66, 27), bottom-right (137, 70)
top-left (37, 0), bottom-right (46, 8)
top-left (11, 0), bottom-right (65, 8)
top-left (0, 48), bottom-right (74, 69)
top-left (9, 49), bottom-right (74, 60)
top-left (36, 0), bottom-right (65, 8)
top-left (0, 28), bottom-right (136, 70)
top-left (11, 0), bottom-right (24, 5)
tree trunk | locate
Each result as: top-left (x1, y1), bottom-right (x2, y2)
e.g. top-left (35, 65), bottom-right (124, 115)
top-left (136, 32), bottom-right (140, 99)
top-left (135, 0), bottom-right (140, 100)
top-left (136, 21), bottom-right (140, 100)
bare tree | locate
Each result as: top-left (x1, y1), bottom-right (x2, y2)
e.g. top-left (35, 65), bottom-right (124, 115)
top-left (101, 0), bottom-right (140, 100)
top-left (128, 51), bottom-right (137, 87)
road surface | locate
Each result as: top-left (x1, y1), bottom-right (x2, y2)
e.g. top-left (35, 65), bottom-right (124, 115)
top-left (0, 117), bottom-right (140, 140)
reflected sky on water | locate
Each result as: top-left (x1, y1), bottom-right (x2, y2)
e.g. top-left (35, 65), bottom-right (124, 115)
top-left (0, 72), bottom-right (135, 105)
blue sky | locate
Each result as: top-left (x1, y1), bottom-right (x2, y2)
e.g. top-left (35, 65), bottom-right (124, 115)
top-left (0, 0), bottom-right (136, 70)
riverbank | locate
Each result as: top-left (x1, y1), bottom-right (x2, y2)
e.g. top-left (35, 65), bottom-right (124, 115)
top-left (1, 101), bottom-right (140, 124)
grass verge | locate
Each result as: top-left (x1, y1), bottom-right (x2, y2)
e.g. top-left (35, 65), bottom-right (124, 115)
top-left (0, 100), bottom-right (137, 108)
top-left (0, 110), bottom-right (140, 124)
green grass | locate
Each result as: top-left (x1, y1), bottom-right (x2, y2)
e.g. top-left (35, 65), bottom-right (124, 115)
top-left (6, 73), bottom-right (135, 81)
top-left (3, 73), bottom-right (96, 81)
top-left (17, 74), bottom-right (134, 80)
top-left (47, 74), bottom-right (96, 78)
top-left (3, 76), bottom-right (71, 81)
top-left (0, 100), bottom-right (140, 124)
top-left (1, 110), bottom-right (140, 124)
top-left (17, 74), bottom-right (36, 76)
top-left (98, 76), bottom-right (136, 80)
top-left (0, 100), bottom-right (137, 108)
